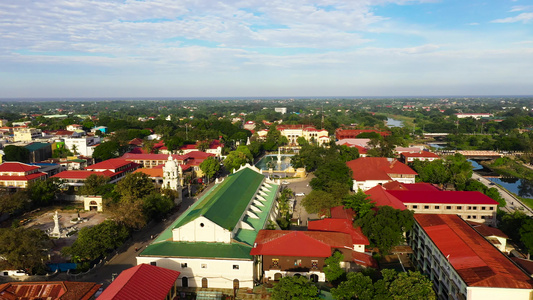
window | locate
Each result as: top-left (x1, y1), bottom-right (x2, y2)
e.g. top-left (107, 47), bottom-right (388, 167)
top-left (472, 216), bottom-right (477, 219)
top-left (412, 205), bottom-right (418, 209)
top-left (467, 215), bottom-right (471, 219)
top-left (311, 260), bottom-right (318, 269)
top-left (272, 259), bottom-right (279, 267)
top-left (434, 206), bottom-right (440, 209)
top-left (294, 259), bottom-right (302, 266)
top-left (201, 264), bottom-right (207, 269)
top-left (481, 206), bottom-right (486, 210)
top-left (424, 205), bottom-right (429, 209)
top-left (150, 262), bottom-right (157, 266)
top-left (181, 263), bottom-right (188, 268)
top-left (457, 206), bottom-right (462, 210)
top-left (467, 206), bottom-right (472, 210)
top-left (489, 207), bottom-right (494, 210)
top-left (472, 206), bottom-right (477, 210)
top-left (233, 265), bottom-right (239, 270)
top-left (446, 206), bottom-right (452, 210)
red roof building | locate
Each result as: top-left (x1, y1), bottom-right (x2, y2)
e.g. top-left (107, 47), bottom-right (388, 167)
top-left (365, 185), bottom-right (407, 210)
top-left (382, 181), bottom-right (441, 191)
top-left (411, 214), bottom-right (533, 299)
top-left (0, 281), bottom-right (101, 300)
top-left (399, 151), bottom-right (441, 163)
top-left (329, 205), bottom-right (355, 220)
top-left (346, 157), bottom-right (417, 191)
top-left (0, 162), bottom-right (47, 189)
top-left (308, 219), bottom-right (370, 249)
top-left (251, 230), bottom-right (375, 282)
top-left (98, 264), bottom-right (180, 300)
top-left (335, 129), bottom-right (390, 140)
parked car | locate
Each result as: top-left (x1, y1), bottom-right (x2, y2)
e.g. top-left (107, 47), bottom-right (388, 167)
top-left (281, 181), bottom-right (289, 185)
top-left (1, 270), bottom-right (28, 277)
top-left (295, 192), bottom-right (305, 197)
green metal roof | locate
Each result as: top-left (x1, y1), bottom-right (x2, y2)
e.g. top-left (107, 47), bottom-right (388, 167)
top-left (24, 142), bottom-right (51, 152)
top-left (172, 167), bottom-right (266, 230)
top-left (140, 241), bottom-right (253, 260)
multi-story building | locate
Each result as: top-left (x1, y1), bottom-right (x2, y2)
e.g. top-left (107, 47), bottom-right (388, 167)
top-left (0, 162), bottom-right (47, 189)
top-left (137, 165), bottom-right (280, 290)
top-left (13, 127), bottom-right (42, 142)
top-left (409, 214), bottom-right (533, 299)
top-left (335, 129), bottom-right (389, 140)
top-left (274, 107), bottom-right (287, 114)
top-left (53, 158), bottom-right (139, 186)
top-left (256, 125), bottom-right (329, 146)
top-left (346, 157), bottom-right (417, 191)
top-left (63, 136), bottom-right (101, 157)
top-left (399, 151), bottom-right (441, 163)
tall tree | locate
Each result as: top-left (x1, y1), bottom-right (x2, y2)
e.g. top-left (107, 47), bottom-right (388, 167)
top-left (301, 190), bottom-right (341, 215)
top-left (0, 227), bottom-right (50, 274)
top-left (115, 172), bottom-right (155, 203)
top-left (223, 145), bottom-right (253, 172)
top-left (342, 189), bottom-right (375, 219)
top-left (27, 178), bottom-right (61, 207)
top-left (3, 145), bottom-right (30, 163)
top-left (323, 251), bottom-right (346, 285)
top-left (200, 156), bottom-right (220, 183)
top-left (78, 174), bottom-right (112, 196)
top-left (271, 276), bottom-right (320, 300)
top-left (92, 141), bottom-right (127, 161)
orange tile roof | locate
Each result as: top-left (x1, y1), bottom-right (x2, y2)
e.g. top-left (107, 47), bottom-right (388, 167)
top-left (0, 281), bottom-right (101, 300)
top-left (415, 214), bottom-right (533, 289)
top-left (346, 157), bottom-right (417, 181)
top-left (251, 230), bottom-right (352, 257)
top-left (134, 168), bottom-right (163, 178)
top-left (86, 159), bottom-right (137, 171)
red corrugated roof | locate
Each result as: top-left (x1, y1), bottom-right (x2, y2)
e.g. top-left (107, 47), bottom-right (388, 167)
top-left (98, 264), bottom-right (180, 300)
top-left (86, 159), bottom-right (135, 171)
top-left (365, 185), bottom-right (407, 210)
top-left (308, 219), bottom-right (369, 245)
top-left (400, 182), bottom-right (440, 191)
top-left (0, 172), bottom-right (47, 181)
top-left (0, 162), bottom-right (40, 173)
top-left (415, 214), bottom-right (533, 289)
top-left (352, 251), bottom-right (378, 268)
top-left (387, 190), bottom-right (498, 205)
top-left (346, 157), bottom-right (417, 181)
top-left (467, 221), bottom-right (508, 239)
top-left (251, 230), bottom-right (352, 257)
top-left (52, 170), bottom-right (112, 180)
top-left (330, 206), bottom-right (355, 220)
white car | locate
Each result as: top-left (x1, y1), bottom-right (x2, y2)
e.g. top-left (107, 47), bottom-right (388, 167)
top-left (295, 192), bottom-right (305, 197)
top-left (281, 181), bottom-right (289, 185)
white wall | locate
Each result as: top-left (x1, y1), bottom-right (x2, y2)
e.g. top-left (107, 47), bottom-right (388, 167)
top-left (467, 286), bottom-right (533, 300)
top-left (352, 179), bottom-right (387, 191)
top-left (137, 257), bottom-right (255, 289)
top-left (174, 217), bottom-right (232, 243)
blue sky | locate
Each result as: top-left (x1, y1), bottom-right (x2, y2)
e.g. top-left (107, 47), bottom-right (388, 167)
top-left (0, 0), bottom-right (532, 98)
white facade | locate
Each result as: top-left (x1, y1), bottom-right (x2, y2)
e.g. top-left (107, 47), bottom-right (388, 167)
top-left (274, 107), bottom-right (287, 114)
top-left (137, 256), bottom-right (255, 289)
top-left (64, 136), bottom-right (101, 157)
top-left (162, 155), bottom-right (182, 191)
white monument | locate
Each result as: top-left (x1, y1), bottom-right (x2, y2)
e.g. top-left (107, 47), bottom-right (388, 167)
top-left (50, 211), bottom-right (61, 237)
top-left (162, 155), bottom-right (183, 204)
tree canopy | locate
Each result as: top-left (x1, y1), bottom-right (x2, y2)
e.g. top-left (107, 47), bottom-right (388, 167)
top-left (91, 141), bottom-right (127, 161)
top-left (271, 276), bottom-right (320, 300)
top-left (200, 156), bottom-right (220, 183)
top-left (3, 145), bottom-right (29, 163)
top-left (115, 172), bottom-right (156, 203)
top-left (223, 145), bottom-right (253, 172)
top-left (0, 227), bottom-right (50, 274)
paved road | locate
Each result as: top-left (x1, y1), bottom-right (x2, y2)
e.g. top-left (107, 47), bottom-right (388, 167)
top-left (472, 172), bottom-right (533, 216)
top-left (284, 175), bottom-right (315, 227)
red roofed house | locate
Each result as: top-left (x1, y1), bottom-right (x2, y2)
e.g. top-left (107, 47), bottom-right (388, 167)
top-left (0, 162), bottom-right (47, 189)
top-left (97, 264), bottom-right (180, 300)
top-left (179, 140), bottom-right (224, 157)
top-left (387, 190), bottom-right (498, 225)
top-left (0, 281), bottom-right (101, 300)
top-left (346, 157), bottom-right (417, 191)
top-left (365, 185), bottom-right (407, 210)
top-left (335, 129), bottom-right (390, 140)
top-left (308, 219), bottom-right (370, 253)
top-left (399, 151), bottom-right (441, 163)
top-left (410, 214), bottom-right (533, 299)
top-left (251, 230), bottom-right (374, 283)
top-left (53, 159), bottom-right (139, 186)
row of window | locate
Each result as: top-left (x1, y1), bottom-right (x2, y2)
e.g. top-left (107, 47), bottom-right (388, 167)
top-left (151, 261), bottom-right (241, 270)
top-left (409, 205), bottom-right (494, 211)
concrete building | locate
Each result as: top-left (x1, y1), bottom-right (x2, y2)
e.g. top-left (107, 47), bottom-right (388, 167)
top-left (24, 142), bottom-right (52, 163)
top-left (346, 157), bottom-right (417, 191)
top-left (137, 165), bottom-right (280, 290)
top-left (260, 125), bottom-right (329, 146)
top-left (399, 151), bottom-right (441, 163)
top-left (13, 127), bottom-right (42, 142)
top-left (0, 162), bottom-right (47, 189)
top-left (274, 107), bottom-right (287, 114)
top-left (63, 136), bottom-right (101, 157)
top-left (409, 214), bottom-right (533, 300)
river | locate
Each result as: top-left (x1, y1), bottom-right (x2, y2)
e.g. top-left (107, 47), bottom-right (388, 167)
top-left (469, 159), bottom-right (533, 199)
top-left (386, 118), bottom-right (403, 128)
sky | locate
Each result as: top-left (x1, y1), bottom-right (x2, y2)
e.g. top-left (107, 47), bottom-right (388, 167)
top-left (1, 0), bottom-right (532, 98)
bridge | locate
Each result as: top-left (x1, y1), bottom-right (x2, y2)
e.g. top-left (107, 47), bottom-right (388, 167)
top-left (435, 150), bottom-right (504, 160)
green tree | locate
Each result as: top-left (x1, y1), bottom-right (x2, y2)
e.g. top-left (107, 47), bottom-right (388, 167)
top-left (343, 189), bottom-right (375, 219)
top-left (62, 220), bottom-right (129, 262)
top-left (78, 174), bottom-right (111, 196)
top-left (142, 193), bottom-right (175, 220)
top-left (92, 141), bottom-right (127, 161)
top-left (520, 218), bottom-right (533, 256)
top-left (324, 251), bottom-right (346, 285)
top-left (200, 156), bottom-right (220, 183)
top-left (0, 227), bottom-right (50, 274)
top-left (115, 172), bottom-right (155, 203)
top-left (223, 145), bottom-right (253, 172)
top-left (332, 272), bottom-right (376, 300)
top-left (0, 190), bottom-right (29, 214)
top-left (27, 178), bottom-right (61, 207)
top-left (310, 160), bottom-right (352, 198)
top-left (271, 276), bottom-right (320, 300)
top-left (109, 201), bottom-right (147, 230)
top-left (301, 190), bottom-right (341, 215)
top-left (356, 206), bottom-right (414, 254)
top-left (499, 211), bottom-right (528, 242)
top-left (3, 145), bottom-right (30, 163)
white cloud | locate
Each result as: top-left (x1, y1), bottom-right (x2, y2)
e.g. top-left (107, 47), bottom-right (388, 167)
top-left (467, 22), bottom-right (479, 26)
top-left (491, 12), bottom-right (533, 24)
